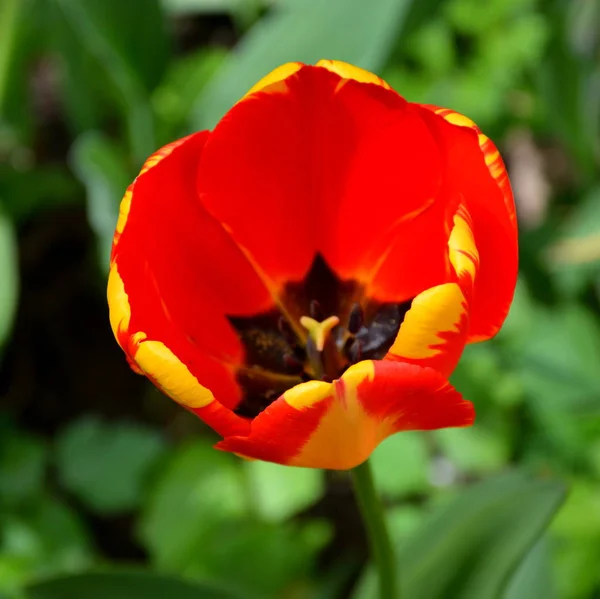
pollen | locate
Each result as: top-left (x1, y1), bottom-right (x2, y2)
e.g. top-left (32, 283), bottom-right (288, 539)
top-left (299, 315), bottom-right (340, 352)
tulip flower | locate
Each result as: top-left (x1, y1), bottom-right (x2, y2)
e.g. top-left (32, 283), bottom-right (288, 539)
top-left (108, 60), bottom-right (517, 471)
top-left (108, 59), bottom-right (517, 598)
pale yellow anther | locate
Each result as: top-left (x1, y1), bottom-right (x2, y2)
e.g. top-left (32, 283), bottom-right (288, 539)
top-left (299, 315), bottom-right (340, 352)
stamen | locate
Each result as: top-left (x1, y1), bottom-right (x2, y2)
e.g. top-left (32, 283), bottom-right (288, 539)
top-left (347, 302), bottom-right (364, 335)
top-left (300, 315), bottom-right (340, 352)
top-left (346, 338), bottom-right (362, 364)
top-left (228, 256), bottom-right (411, 419)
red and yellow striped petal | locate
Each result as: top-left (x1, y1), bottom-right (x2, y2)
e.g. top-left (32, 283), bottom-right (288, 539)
top-left (242, 62), bottom-right (303, 98)
top-left (423, 107), bottom-right (512, 206)
top-left (316, 59), bottom-right (392, 89)
top-left (108, 262), bottom-right (249, 437)
top-left (130, 334), bottom-right (250, 437)
top-left (387, 204), bottom-right (478, 376)
top-left (216, 360), bottom-right (474, 469)
top-left (387, 283), bottom-right (469, 377)
top-left (107, 130), bottom-right (281, 414)
top-left (417, 104), bottom-right (518, 342)
top-left (244, 59), bottom-right (391, 102)
top-left (197, 64), bottom-right (454, 304)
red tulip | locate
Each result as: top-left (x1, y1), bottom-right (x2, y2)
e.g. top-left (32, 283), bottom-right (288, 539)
top-left (108, 60), bottom-right (517, 469)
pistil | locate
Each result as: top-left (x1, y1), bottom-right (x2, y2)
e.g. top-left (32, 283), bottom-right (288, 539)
top-left (299, 315), bottom-right (340, 352)
top-left (300, 314), bottom-right (340, 380)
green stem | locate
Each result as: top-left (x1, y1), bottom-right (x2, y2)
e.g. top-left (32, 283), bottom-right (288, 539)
top-left (350, 459), bottom-right (398, 599)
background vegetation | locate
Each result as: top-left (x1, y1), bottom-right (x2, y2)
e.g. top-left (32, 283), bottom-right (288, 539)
top-left (1, 0), bottom-right (599, 597)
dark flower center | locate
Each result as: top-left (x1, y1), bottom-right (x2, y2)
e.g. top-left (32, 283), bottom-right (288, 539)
top-left (228, 255), bottom-right (412, 418)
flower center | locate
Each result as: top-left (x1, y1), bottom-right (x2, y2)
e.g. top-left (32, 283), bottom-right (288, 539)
top-left (228, 255), bottom-right (412, 418)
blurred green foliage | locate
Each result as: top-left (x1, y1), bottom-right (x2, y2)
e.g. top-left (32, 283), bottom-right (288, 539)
top-left (1, 0), bottom-right (599, 597)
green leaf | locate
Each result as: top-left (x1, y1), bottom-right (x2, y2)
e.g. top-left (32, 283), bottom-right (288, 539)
top-left (404, 20), bottom-right (455, 75)
top-left (16, 498), bottom-right (94, 573)
top-left (353, 471), bottom-right (565, 599)
top-left (139, 440), bottom-right (329, 596)
top-left (503, 539), bottom-right (556, 599)
top-left (548, 187), bottom-right (600, 296)
top-left (54, 0), bottom-right (167, 161)
top-left (186, 519), bottom-right (330, 596)
top-left (61, 0), bottom-right (169, 92)
top-left (500, 294), bottom-right (600, 465)
top-left (370, 432), bottom-right (430, 498)
top-left (244, 460), bottom-right (324, 522)
top-left (515, 303), bottom-right (600, 416)
top-left (48, 3), bottom-right (113, 134)
top-left (0, 433), bottom-right (46, 505)
top-left (0, 496), bottom-right (94, 593)
top-left (0, 205), bottom-right (18, 349)
top-left (0, 164), bottom-right (81, 224)
top-left (537, 3), bottom-right (598, 175)
top-left (162, 0), bottom-right (237, 15)
top-left (0, 0), bottom-right (22, 113)
top-left (402, 472), bottom-right (565, 599)
top-left (554, 480), bottom-right (600, 599)
top-left (0, 0), bottom-right (43, 142)
top-left (555, 187), bottom-right (600, 244)
top-left (552, 480), bottom-right (600, 542)
top-left (152, 47), bottom-right (226, 141)
top-left (138, 439), bottom-right (249, 570)
top-left (55, 417), bottom-right (166, 515)
top-left (385, 506), bottom-right (425, 545)
top-left (451, 343), bottom-right (524, 410)
top-left (493, 278), bottom-right (537, 348)
top-left (26, 571), bottom-right (242, 599)
top-left (193, 0), bottom-right (415, 129)
top-left (69, 131), bottom-right (132, 267)
top-left (553, 506), bottom-right (600, 599)
top-left (435, 426), bottom-right (510, 475)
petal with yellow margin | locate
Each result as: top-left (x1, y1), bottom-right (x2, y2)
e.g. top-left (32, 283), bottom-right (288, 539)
top-left (416, 104), bottom-right (518, 342)
top-left (316, 59), bottom-right (392, 89)
top-left (242, 62), bottom-right (303, 98)
top-left (108, 130), bottom-right (280, 412)
top-left (241, 59), bottom-right (390, 102)
top-left (216, 360), bottom-right (474, 470)
top-left (422, 106), bottom-right (513, 208)
top-left (129, 334), bottom-right (250, 438)
top-left (386, 203), bottom-right (479, 377)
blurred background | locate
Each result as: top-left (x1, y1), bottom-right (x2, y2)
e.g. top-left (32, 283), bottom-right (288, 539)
top-left (1, 0), bottom-right (599, 598)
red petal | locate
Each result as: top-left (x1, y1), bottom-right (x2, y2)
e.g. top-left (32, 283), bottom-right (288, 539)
top-left (316, 59), bottom-right (392, 89)
top-left (216, 360), bottom-right (473, 469)
top-left (359, 360), bottom-right (474, 431)
top-left (109, 131), bottom-right (275, 410)
top-left (386, 204), bottom-right (478, 376)
top-left (197, 65), bottom-right (453, 304)
top-left (417, 105), bottom-right (518, 341)
top-left (216, 380), bottom-right (333, 466)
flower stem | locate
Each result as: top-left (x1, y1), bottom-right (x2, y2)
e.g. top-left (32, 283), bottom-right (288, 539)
top-left (350, 459), bottom-right (398, 599)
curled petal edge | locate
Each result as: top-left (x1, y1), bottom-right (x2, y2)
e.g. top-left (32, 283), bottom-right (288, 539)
top-left (217, 360), bottom-right (474, 469)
